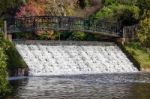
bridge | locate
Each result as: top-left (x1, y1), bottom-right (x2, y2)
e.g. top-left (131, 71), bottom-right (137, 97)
top-left (7, 16), bottom-right (123, 37)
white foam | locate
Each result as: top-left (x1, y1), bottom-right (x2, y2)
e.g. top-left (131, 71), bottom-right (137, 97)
top-left (15, 41), bottom-right (138, 76)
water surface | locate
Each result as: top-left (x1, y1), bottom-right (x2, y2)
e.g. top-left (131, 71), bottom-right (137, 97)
top-left (6, 73), bottom-right (150, 99)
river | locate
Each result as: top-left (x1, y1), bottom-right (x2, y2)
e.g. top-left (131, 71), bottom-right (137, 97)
top-left (5, 73), bottom-right (150, 99)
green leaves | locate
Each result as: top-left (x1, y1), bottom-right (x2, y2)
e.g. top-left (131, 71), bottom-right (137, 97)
top-left (136, 16), bottom-right (150, 47)
top-left (137, 0), bottom-right (150, 11)
top-left (0, 48), bottom-right (10, 96)
top-left (93, 2), bottom-right (140, 25)
top-left (2, 40), bottom-right (27, 69)
top-left (0, 35), bottom-right (10, 96)
top-left (0, 48), bottom-right (7, 68)
top-left (0, 0), bottom-right (24, 19)
top-left (0, 32), bottom-right (28, 96)
top-left (72, 31), bottom-right (86, 40)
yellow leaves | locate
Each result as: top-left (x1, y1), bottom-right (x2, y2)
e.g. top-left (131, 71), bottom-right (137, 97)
top-left (17, 0), bottom-right (78, 17)
top-left (136, 15), bottom-right (150, 47)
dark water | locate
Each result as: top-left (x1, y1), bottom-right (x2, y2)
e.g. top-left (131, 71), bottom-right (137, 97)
top-left (5, 73), bottom-right (150, 99)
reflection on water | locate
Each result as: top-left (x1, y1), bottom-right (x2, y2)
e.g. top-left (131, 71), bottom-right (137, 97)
top-left (6, 73), bottom-right (150, 99)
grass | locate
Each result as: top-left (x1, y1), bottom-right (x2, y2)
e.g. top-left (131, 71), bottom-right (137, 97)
top-left (125, 42), bottom-right (150, 69)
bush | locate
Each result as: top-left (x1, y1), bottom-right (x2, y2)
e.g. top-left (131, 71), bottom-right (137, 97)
top-left (2, 40), bottom-right (27, 69)
top-left (136, 16), bottom-right (150, 47)
top-left (93, 4), bottom-right (140, 25)
top-left (0, 32), bottom-right (27, 69)
top-left (0, 48), bottom-right (10, 97)
top-left (71, 31), bottom-right (86, 40)
top-left (67, 31), bottom-right (97, 41)
top-left (137, 0), bottom-right (150, 12)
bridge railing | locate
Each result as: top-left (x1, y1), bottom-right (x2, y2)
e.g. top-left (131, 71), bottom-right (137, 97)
top-left (7, 16), bottom-right (123, 37)
top-left (123, 24), bottom-right (138, 42)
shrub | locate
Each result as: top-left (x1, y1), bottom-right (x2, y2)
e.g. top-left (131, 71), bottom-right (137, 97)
top-left (67, 31), bottom-right (97, 41)
top-left (0, 32), bottom-right (27, 69)
top-left (0, 48), bottom-right (10, 97)
top-left (2, 40), bottom-right (27, 69)
top-left (136, 16), bottom-right (150, 47)
top-left (93, 4), bottom-right (140, 25)
top-left (72, 31), bottom-right (86, 40)
top-left (137, 0), bottom-right (150, 12)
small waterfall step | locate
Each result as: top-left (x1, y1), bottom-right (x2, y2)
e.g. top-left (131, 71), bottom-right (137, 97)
top-left (14, 40), bottom-right (138, 76)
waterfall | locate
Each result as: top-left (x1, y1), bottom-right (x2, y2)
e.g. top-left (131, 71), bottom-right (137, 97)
top-left (15, 41), bottom-right (138, 76)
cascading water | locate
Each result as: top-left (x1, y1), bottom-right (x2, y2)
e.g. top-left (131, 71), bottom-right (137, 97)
top-left (15, 41), bottom-right (138, 76)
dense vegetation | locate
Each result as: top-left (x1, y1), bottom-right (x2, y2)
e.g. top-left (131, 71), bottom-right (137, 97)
top-left (125, 42), bottom-right (150, 69)
top-left (0, 33), bottom-right (10, 97)
top-left (91, 0), bottom-right (140, 25)
top-left (0, 0), bottom-right (25, 19)
top-left (0, 32), bottom-right (27, 96)
top-left (0, 48), bottom-right (10, 97)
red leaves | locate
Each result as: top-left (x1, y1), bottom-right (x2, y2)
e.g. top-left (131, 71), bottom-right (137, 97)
top-left (15, 0), bottom-right (78, 17)
top-left (16, 0), bottom-right (45, 17)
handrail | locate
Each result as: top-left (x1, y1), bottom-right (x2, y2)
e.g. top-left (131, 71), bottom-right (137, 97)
top-left (7, 16), bottom-right (123, 37)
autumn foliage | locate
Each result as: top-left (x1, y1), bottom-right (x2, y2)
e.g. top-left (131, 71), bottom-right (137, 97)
top-left (16, 0), bottom-right (46, 17)
top-left (16, 0), bottom-right (78, 17)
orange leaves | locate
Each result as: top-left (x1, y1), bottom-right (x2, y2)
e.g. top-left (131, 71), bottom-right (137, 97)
top-left (16, 0), bottom-right (78, 17)
top-left (16, 0), bottom-right (46, 17)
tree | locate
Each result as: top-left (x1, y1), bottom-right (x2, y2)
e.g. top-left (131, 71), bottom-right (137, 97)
top-left (137, 0), bottom-right (150, 18)
top-left (0, 0), bottom-right (25, 19)
top-left (137, 0), bottom-right (150, 11)
top-left (16, 0), bottom-right (45, 17)
top-left (136, 16), bottom-right (150, 47)
top-left (93, 4), bottom-right (140, 25)
top-left (16, 0), bottom-right (78, 17)
top-left (78, 0), bottom-right (90, 8)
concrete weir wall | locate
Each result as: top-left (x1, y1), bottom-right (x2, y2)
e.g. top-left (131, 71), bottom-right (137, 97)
top-left (14, 40), bottom-right (138, 76)
top-left (8, 68), bottom-right (29, 77)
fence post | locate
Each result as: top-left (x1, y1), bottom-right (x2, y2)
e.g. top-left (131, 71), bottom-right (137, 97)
top-left (122, 27), bottom-right (126, 45)
top-left (4, 20), bottom-right (8, 39)
top-left (4, 20), bottom-right (12, 42)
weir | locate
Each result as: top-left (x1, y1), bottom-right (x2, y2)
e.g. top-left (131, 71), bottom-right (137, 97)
top-left (14, 41), bottom-right (138, 76)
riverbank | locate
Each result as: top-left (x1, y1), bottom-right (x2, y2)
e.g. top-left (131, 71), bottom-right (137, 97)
top-left (1, 39), bottom-right (28, 77)
top-left (124, 42), bottom-right (150, 72)
top-left (0, 37), bottom-right (28, 97)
